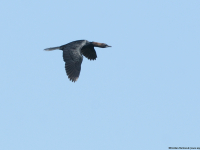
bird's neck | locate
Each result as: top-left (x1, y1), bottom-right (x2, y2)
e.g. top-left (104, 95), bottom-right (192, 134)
top-left (91, 42), bottom-right (104, 47)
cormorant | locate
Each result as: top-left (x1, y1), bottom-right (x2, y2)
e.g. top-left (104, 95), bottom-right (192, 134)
top-left (44, 40), bottom-right (111, 82)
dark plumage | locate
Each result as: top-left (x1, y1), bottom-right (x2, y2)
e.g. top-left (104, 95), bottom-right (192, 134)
top-left (44, 40), bottom-right (111, 82)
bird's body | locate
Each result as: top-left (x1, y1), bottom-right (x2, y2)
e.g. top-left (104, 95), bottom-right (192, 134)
top-left (44, 40), bottom-right (111, 82)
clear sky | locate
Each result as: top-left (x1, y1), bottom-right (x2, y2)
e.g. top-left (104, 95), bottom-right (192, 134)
top-left (0, 0), bottom-right (200, 150)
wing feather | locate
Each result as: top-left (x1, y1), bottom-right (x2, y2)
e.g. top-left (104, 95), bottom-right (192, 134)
top-left (61, 40), bottom-right (87, 82)
top-left (81, 45), bottom-right (97, 60)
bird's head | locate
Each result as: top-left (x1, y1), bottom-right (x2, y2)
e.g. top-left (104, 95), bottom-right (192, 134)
top-left (101, 43), bottom-right (112, 48)
top-left (92, 42), bottom-right (111, 48)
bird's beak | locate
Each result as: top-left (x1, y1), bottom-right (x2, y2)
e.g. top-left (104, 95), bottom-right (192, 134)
top-left (106, 45), bottom-right (111, 47)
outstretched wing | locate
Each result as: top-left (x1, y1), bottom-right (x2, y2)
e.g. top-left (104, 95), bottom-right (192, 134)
top-left (81, 45), bottom-right (97, 60)
top-left (61, 40), bottom-right (87, 82)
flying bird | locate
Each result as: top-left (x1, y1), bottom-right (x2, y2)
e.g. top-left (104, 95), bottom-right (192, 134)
top-left (44, 40), bottom-right (111, 82)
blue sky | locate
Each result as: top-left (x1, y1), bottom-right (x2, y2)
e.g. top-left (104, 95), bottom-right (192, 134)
top-left (0, 0), bottom-right (200, 150)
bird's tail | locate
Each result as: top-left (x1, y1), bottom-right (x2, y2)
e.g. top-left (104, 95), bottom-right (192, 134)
top-left (44, 46), bottom-right (60, 51)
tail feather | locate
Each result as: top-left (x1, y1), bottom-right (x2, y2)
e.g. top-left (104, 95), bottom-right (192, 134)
top-left (44, 46), bottom-right (60, 51)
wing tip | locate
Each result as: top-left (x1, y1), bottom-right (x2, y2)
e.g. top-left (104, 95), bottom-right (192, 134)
top-left (69, 77), bottom-right (79, 82)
